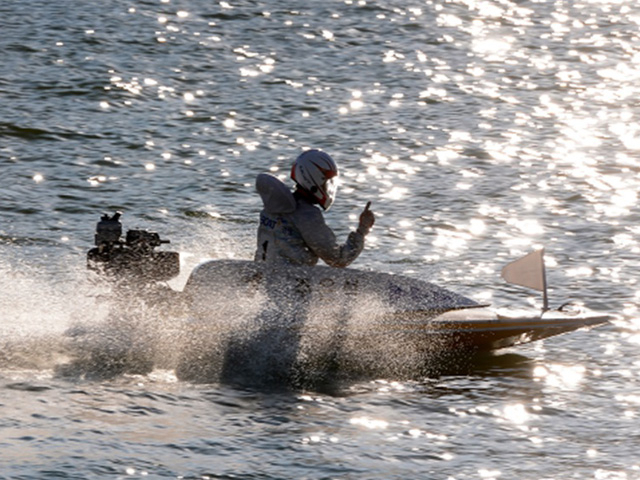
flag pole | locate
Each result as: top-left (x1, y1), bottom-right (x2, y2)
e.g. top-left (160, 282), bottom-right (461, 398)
top-left (541, 249), bottom-right (549, 312)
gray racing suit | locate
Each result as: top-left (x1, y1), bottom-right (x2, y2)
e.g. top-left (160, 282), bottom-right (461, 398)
top-left (254, 174), bottom-right (367, 268)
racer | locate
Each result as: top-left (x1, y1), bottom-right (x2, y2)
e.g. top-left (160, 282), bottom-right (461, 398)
top-left (254, 149), bottom-right (374, 268)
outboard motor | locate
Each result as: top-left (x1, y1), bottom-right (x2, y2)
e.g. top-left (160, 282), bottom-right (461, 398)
top-left (87, 212), bottom-right (180, 284)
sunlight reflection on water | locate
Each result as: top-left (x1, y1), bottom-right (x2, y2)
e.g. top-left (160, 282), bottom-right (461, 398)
top-left (534, 363), bottom-right (586, 390)
top-left (3, 0), bottom-right (640, 478)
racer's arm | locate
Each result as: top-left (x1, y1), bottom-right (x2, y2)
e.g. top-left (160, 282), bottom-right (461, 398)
top-left (295, 202), bottom-right (374, 268)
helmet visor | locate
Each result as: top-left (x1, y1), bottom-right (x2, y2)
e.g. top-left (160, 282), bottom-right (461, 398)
top-left (320, 176), bottom-right (338, 210)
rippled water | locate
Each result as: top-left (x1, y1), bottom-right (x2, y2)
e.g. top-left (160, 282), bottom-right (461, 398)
top-left (2, 0), bottom-right (640, 478)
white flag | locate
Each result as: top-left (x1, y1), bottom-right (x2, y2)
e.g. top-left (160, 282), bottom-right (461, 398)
top-left (501, 249), bottom-right (546, 292)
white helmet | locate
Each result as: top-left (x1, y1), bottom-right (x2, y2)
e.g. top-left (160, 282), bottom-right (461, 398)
top-left (291, 149), bottom-right (339, 210)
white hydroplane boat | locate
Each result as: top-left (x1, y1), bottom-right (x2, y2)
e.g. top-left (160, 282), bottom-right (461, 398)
top-left (183, 253), bottom-right (612, 355)
top-left (87, 213), bottom-right (613, 360)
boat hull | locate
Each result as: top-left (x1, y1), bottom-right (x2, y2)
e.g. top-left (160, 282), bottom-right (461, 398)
top-left (183, 259), bottom-right (612, 353)
top-left (382, 307), bottom-right (611, 351)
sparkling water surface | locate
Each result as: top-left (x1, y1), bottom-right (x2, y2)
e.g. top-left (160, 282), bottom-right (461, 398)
top-left (1, 0), bottom-right (640, 478)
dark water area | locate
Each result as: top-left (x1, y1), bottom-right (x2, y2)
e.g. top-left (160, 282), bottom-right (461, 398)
top-left (2, 0), bottom-right (640, 478)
